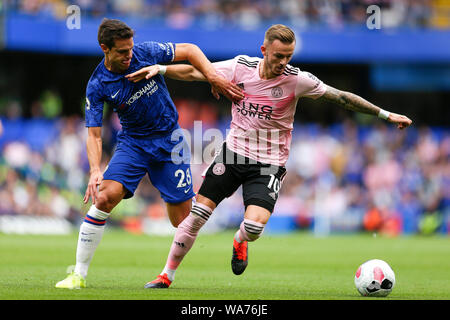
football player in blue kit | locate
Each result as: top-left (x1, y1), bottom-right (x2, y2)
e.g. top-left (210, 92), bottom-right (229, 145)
top-left (55, 18), bottom-right (244, 289)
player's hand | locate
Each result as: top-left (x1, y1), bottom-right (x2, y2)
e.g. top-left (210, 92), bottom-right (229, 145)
top-left (84, 169), bottom-right (103, 204)
top-left (387, 113), bottom-right (413, 130)
top-left (210, 86), bottom-right (220, 100)
top-left (209, 74), bottom-right (244, 103)
top-left (125, 65), bottom-right (160, 83)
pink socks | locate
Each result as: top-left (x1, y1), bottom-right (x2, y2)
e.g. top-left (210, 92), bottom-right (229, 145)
top-left (163, 203), bottom-right (212, 276)
top-left (235, 219), bottom-right (266, 242)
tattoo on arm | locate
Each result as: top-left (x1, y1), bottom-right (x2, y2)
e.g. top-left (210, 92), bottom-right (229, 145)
top-left (320, 85), bottom-right (380, 116)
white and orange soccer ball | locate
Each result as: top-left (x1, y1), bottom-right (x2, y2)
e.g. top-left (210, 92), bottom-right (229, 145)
top-left (354, 259), bottom-right (396, 297)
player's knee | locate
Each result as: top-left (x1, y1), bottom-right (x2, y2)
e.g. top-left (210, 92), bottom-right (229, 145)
top-left (240, 219), bottom-right (265, 242)
top-left (94, 192), bottom-right (117, 213)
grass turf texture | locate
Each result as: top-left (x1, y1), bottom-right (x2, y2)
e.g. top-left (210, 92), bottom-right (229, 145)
top-left (1, 229), bottom-right (449, 300)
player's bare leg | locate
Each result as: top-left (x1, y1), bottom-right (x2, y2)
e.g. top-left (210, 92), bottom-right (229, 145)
top-left (56, 180), bottom-right (126, 289)
top-left (145, 195), bottom-right (216, 288)
top-left (166, 198), bottom-right (193, 227)
top-left (232, 205), bottom-right (270, 275)
top-left (244, 205), bottom-right (271, 224)
top-left (94, 180), bottom-right (128, 212)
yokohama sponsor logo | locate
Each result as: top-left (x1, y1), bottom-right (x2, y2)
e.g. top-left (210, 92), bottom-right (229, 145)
top-left (126, 80), bottom-right (158, 105)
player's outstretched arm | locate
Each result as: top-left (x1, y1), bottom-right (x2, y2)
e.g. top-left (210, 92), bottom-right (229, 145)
top-left (165, 64), bottom-right (206, 81)
top-left (163, 64), bottom-right (224, 99)
top-left (126, 64), bottom-right (221, 99)
top-left (318, 85), bottom-right (412, 129)
top-left (126, 64), bottom-right (206, 82)
top-left (84, 126), bottom-right (103, 205)
top-left (172, 43), bottom-right (244, 102)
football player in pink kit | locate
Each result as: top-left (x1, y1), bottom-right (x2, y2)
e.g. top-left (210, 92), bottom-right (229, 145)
top-left (126, 24), bottom-right (412, 288)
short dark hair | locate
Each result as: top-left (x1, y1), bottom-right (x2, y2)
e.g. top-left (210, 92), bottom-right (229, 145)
top-left (98, 18), bottom-right (134, 49)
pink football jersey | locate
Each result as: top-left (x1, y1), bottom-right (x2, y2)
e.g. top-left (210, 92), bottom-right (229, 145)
top-left (213, 55), bottom-right (327, 166)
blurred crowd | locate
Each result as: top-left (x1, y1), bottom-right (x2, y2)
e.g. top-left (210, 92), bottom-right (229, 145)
top-left (5, 0), bottom-right (450, 30)
top-left (0, 94), bottom-right (449, 236)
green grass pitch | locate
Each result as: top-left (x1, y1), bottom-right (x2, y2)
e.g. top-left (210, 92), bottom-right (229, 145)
top-left (1, 229), bottom-right (449, 300)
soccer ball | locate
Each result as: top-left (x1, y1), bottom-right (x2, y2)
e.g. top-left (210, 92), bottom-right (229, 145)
top-left (354, 259), bottom-right (395, 297)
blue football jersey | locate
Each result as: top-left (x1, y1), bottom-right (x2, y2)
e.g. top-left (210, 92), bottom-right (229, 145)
top-left (84, 41), bottom-right (178, 136)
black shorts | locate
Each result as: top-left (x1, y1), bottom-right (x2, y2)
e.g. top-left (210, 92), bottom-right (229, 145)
top-left (198, 143), bottom-right (287, 213)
